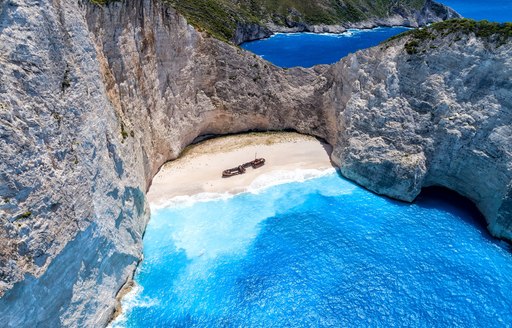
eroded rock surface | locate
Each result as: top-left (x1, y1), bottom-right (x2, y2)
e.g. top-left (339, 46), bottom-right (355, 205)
top-left (0, 0), bottom-right (510, 326)
top-left (0, 0), bottom-right (149, 325)
top-left (331, 32), bottom-right (512, 240)
top-left (0, 0), bottom-right (334, 325)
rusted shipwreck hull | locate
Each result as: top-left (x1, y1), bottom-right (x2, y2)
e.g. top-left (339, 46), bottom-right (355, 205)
top-left (222, 158), bottom-right (266, 178)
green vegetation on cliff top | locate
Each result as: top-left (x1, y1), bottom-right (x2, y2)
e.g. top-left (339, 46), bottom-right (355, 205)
top-left (386, 19), bottom-right (512, 54)
top-left (162, 0), bottom-right (427, 42)
top-left (395, 19), bottom-right (512, 40)
top-left (164, 0), bottom-right (259, 42)
top-left (89, 0), bottom-right (428, 42)
top-left (431, 19), bottom-right (512, 38)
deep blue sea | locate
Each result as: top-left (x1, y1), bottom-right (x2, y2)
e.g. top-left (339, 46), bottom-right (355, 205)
top-left (240, 27), bottom-right (409, 68)
top-left (114, 171), bottom-right (512, 327)
top-left (441, 0), bottom-right (512, 23)
top-left (241, 0), bottom-right (511, 69)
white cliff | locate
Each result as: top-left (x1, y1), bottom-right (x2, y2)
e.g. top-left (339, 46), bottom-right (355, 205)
top-left (0, 0), bottom-right (334, 325)
top-left (331, 29), bottom-right (512, 240)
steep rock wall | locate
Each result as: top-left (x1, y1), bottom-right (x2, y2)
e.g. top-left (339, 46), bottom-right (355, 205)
top-left (332, 33), bottom-right (512, 240)
top-left (84, 0), bottom-right (338, 186)
top-left (0, 0), bottom-right (150, 325)
top-left (0, 0), bottom-right (336, 326)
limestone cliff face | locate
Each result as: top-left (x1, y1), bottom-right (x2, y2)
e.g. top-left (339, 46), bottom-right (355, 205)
top-left (331, 33), bottom-right (512, 240)
top-left (0, 0), bottom-right (335, 325)
top-left (0, 0), bottom-right (150, 325)
top-left (84, 0), bottom-right (337, 186)
top-left (0, 0), bottom-right (510, 326)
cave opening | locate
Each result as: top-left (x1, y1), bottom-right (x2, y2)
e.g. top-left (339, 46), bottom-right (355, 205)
top-left (416, 186), bottom-right (491, 238)
top-left (146, 130), bottom-right (335, 208)
top-left (188, 128), bottom-right (329, 146)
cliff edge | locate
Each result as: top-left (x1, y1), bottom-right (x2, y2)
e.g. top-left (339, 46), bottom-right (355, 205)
top-left (162, 0), bottom-right (460, 44)
top-left (332, 21), bottom-right (512, 240)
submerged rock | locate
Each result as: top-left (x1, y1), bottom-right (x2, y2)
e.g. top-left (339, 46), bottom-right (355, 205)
top-left (0, 0), bottom-right (510, 326)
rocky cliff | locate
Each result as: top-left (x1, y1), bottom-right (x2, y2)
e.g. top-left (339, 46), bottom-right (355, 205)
top-left (0, 0), bottom-right (510, 326)
top-left (254, 0), bottom-right (461, 37)
top-left (167, 0), bottom-right (460, 44)
top-left (0, 0), bottom-right (335, 325)
top-left (0, 0), bottom-right (150, 325)
top-left (331, 24), bottom-right (512, 240)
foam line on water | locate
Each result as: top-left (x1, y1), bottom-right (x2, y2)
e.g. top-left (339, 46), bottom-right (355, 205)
top-left (151, 191), bottom-right (235, 210)
top-left (269, 26), bottom-right (410, 39)
top-left (109, 284), bottom-right (158, 328)
top-left (247, 168), bottom-right (337, 194)
top-left (150, 168), bottom-right (337, 210)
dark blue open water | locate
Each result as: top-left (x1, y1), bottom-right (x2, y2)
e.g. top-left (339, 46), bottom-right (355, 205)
top-left (113, 172), bottom-right (512, 327)
top-left (241, 1), bottom-right (511, 69)
top-left (440, 0), bottom-right (512, 23)
top-left (241, 27), bottom-right (409, 68)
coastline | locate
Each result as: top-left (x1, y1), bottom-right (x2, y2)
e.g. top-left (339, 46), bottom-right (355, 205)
top-left (237, 23), bottom-right (416, 45)
top-left (242, 26), bottom-right (412, 44)
top-left (235, 1), bottom-right (461, 45)
top-left (107, 132), bottom-right (336, 325)
top-left (147, 132), bottom-right (336, 209)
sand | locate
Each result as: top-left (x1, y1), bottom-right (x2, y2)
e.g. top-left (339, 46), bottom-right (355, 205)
top-left (147, 132), bottom-right (335, 207)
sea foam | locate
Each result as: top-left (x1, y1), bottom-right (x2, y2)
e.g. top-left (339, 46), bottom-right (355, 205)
top-left (150, 168), bottom-right (337, 210)
top-left (116, 172), bottom-right (512, 327)
top-left (109, 284), bottom-right (158, 328)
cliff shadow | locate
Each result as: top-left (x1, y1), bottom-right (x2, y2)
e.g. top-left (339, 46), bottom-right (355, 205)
top-left (187, 129), bottom-right (336, 166)
top-left (372, 184), bottom-right (506, 247)
top-left (415, 186), bottom-right (496, 243)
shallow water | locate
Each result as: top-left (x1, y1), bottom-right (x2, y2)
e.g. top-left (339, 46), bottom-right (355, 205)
top-left (113, 3), bottom-right (512, 326)
top-left (114, 172), bottom-right (512, 327)
top-left (240, 27), bottom-right (409, 68)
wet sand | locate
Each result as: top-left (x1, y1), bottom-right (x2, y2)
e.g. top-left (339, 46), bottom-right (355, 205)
top-left (147, 132), bottom-right (335, 208)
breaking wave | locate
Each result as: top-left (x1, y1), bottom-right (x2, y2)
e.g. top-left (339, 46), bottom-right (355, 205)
top-left (150, 168), bottom-right (337, 210)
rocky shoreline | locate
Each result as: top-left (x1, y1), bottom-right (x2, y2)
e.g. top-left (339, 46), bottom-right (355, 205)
top-left (233, 0), bottom-right (460, 44)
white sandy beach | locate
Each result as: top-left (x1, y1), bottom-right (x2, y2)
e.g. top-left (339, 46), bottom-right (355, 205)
top-left (147, 132), bottom-right (335, 207)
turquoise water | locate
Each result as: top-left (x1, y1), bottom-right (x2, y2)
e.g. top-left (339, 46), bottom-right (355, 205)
top-left (240, 27), bottom-right (409, 68)
top-left (115, 172), bottom-right (512, 327)
top-left (441, 0), bottom-right (512, 23)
